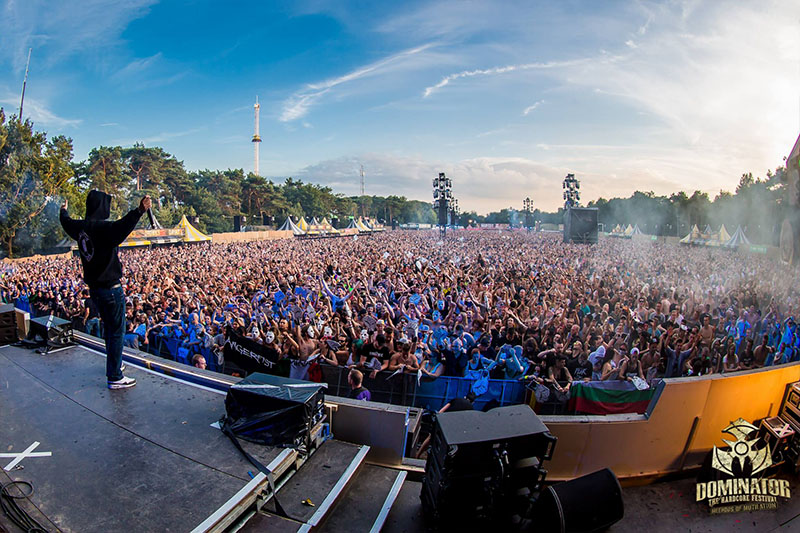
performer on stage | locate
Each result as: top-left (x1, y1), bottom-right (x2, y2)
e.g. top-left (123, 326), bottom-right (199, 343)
top-left (60, 191), bottom-right (151, 389)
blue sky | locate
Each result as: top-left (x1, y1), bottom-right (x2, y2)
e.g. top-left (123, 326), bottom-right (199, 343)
top-left (1, 0), bottom-right (798, 212)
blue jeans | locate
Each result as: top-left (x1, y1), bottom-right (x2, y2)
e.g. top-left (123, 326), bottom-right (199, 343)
top-left (85, 317), bottom-right (101, 338)
top-left (91, 286), bottom-right (125, 381)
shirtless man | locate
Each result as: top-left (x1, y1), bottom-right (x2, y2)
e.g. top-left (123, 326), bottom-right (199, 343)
top-left (753, 334), bottom-right (774, 368)
top-left (698, 314), bottom-right (716, 347)
top-left (290, 324), bottom-right (319, 380)
top-left (388, 337), bottom-right (420, 372)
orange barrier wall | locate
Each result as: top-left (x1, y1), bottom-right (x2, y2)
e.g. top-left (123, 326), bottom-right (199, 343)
top-left (541, 362), bottom-right (800, 481)
top-left (2, 251), bottom-right (73, 263)
top-left (210, 230), bottom-right (294, 243)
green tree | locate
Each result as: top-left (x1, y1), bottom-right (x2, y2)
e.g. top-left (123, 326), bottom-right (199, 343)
top-left (0, 110), bottom-right (75, 256)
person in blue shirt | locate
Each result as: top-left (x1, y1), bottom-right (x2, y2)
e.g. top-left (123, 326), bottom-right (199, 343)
top-left (123, 322), bottom-right (139, 350)
top-left (320, 276), bottom-right (360, 312)
top-left (734, 311), bottom-right (751, 353)
top-left (780, 318), bottom-right (796, 361)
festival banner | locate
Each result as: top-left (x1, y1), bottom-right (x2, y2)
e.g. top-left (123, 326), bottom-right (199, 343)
top-left (223, 329), bottom-right (282, 376)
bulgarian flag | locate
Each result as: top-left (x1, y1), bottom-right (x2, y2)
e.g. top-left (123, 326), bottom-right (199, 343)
top-left (569, 381), bottom-right (655, 415)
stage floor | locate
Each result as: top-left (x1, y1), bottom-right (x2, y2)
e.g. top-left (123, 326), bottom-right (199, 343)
top-left (0, 344), bottom-right (283, 532)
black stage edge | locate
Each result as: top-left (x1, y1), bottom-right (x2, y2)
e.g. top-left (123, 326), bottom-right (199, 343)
top-left (0, 344), bottom-right (322, 533)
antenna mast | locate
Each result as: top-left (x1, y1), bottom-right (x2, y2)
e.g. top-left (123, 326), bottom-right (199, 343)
top-left (19, 48), bottom-right (32, 121)
top-left (252, 96), bottom-right (262, 175)
top-left (360, 165), bottom-right (365, 196)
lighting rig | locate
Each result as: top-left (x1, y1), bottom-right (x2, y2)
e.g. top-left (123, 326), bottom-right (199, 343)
top-left (523, 197), bottom-right (534, 231)
top-left (563, 173), bottom-right (580, 209)
top-left (433, 172), bottom-right (452, 237)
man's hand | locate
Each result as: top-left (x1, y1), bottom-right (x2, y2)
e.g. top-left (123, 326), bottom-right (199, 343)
top-left (61, 198), bottom-right (68, 211)
top-left (139, 195), bottom-right (152, 214)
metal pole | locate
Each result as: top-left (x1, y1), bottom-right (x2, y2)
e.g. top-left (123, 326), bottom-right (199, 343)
top-left (19, 48), bottom-right (32, 121)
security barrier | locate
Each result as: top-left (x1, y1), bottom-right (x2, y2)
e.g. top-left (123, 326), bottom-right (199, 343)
top-left (319, 364), bottom-right (527, 411)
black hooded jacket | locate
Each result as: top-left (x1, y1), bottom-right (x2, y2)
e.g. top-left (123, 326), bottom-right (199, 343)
top-left (60, 191), bottom-right (144, 289)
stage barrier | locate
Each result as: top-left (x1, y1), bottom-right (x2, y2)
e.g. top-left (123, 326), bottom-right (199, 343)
top-left (542, 362), bottom-right (800, 481)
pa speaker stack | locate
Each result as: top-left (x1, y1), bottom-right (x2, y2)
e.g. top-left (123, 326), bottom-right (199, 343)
top-left (421, 404), bottom-right (557, 527)
top-left (0, 304), bottom-right (17, 345)
top-left (564, 207), bottom-right (599, 244)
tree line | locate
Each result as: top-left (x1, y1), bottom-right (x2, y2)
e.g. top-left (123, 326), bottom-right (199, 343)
top-left (0, 110), bottom-right (790, 257)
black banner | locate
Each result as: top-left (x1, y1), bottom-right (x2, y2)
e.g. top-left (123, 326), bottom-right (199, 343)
top-left (223, 330), bottom-right (282, 375)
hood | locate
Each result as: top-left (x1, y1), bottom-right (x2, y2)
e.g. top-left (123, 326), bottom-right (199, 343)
top-left (85, 190), bottom-right (111, 220)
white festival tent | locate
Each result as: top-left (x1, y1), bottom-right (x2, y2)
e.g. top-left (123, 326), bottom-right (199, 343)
top-left (725, 225), bottom-right (751, 247)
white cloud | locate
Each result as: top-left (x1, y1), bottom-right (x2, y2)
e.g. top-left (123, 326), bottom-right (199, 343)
top-left (279, 43), bottom-right (436, 122)
top-left (290, 152), bottom-right (639, 212)
top-left (522, 100), bottom-right (544, 116)
top-left (422, 59), bottom-right (592, 98)
top-left (0, 0), bottom-right (156, 71)
top-left (113, 53), bottom-right (162, 80)
top-left (0, 91), bottom-right (80, 128)
top-left (111, 127), bottom-right (205, 146)
top-left (110, 52), bottom-right (188, 90)
top-left (550, 1), bottom-right (800, 188)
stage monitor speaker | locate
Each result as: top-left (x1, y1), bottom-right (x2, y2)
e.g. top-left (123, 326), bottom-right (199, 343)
top-left (234, 215), bottom-right (246, 232)
top-left (532, 468), bottom-right (624, 533)
top-left (564, 207), bottom-right (598, 244)
top-left (223, 373), bottom-right (325, 448)
top-left (29, 314), bottom-right (73, 351)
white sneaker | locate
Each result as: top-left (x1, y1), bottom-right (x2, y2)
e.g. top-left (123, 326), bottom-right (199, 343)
top-left (108, 376), bottom-right (136, 390)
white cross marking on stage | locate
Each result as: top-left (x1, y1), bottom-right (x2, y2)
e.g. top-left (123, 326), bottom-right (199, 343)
top-left (0, 442), bottom-right (52, 471)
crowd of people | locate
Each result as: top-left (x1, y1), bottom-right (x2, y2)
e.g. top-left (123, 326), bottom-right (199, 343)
top-left (2, 231), bottom-right (799, 403)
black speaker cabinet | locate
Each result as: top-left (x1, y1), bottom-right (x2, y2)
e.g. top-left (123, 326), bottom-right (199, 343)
top-left (30, 314), bottom-right (72, 347)
top-left (564, 207), bottom-right (598, 244)
top-left (421, 405), bottom-right (556, 525)
top-left (533, 468), bottom-right (624, 533)
top-left (0, 304), bottom-right (16, 345)
top-left (234, 215), bottom-right (246, 232)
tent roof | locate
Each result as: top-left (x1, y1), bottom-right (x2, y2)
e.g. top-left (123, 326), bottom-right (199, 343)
top-left (726, 225), bottom-right (750, 247)
top-left (319, 217), bottom-right (339, 233)
top-left (631, 224), bottom-right (643, 235)
top-left (623, 224), bottom-right (634, 235)
top-left (278, 217), bottom-right (305, 235)
top-left (178, 216), bottom-right (211, 242)
top-left (298, 217), bottom-right (310, 231)
top-left (680, 224), bottom-right (702, 244)
top-left (717, 224), bottom-right (731, 243)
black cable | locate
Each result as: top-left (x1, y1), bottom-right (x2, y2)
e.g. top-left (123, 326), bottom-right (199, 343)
top-left (1, 481), bottom-right (48, 533)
